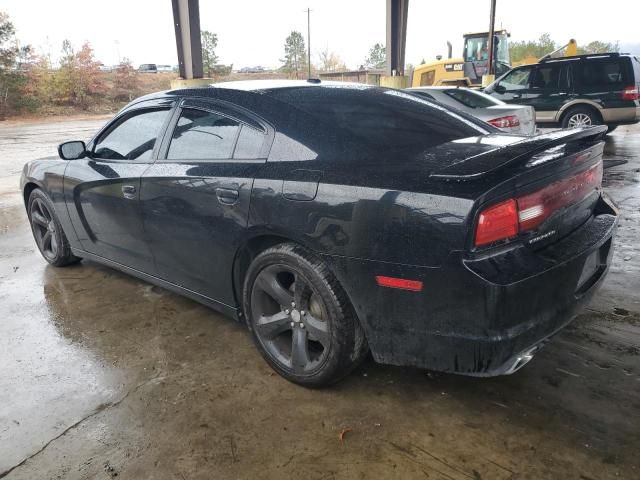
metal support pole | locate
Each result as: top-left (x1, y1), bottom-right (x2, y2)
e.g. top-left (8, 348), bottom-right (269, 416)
top-left (307, 8), bottom-right (311, 78)
top-left (385, 0), bottom-right (409, 76)
top-left (487, 0), bottom-right (497, 75)
top-left (172, 0), bottom-right (204, 79)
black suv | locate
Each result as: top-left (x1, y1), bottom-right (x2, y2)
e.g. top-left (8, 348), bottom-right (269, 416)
top-left (485, 53), bottom-right (640, 131)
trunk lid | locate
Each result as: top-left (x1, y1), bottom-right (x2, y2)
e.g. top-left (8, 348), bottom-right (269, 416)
top-left (429, 126), bottom-right (608, 250)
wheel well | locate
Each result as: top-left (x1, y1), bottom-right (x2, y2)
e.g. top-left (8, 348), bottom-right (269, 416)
top-left (23, 183), bottom-right (39, 208)
top-left (232, 234), bottom-right (295, 317)
top-left (560, 103), bottom-right (603, 124)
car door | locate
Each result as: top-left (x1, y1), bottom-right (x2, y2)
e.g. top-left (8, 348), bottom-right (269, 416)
top-left (487, 65), bottom-right (535, 104)
top-left (64, 99), bottom-right (175, 273)
top-left (140, 97), bottom-right (272, 305)
top-left (525, 62), bottom-right (573, 120)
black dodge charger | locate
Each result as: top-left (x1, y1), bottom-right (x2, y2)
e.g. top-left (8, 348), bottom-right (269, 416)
top-left (21, 80), bottom-right (618, 387)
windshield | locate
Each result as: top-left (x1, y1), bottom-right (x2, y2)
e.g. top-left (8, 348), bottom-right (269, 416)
top-left (464, 33), bottom-right (510, 65)
top-left (265, 86), bottom-right (491, 151)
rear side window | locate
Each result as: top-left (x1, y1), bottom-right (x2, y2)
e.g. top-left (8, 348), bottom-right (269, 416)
top-left (531, 64), bottom-right (562, 90)
top-left (168, 108), bottom-right (240, 160)
top-left (579, 59), bottom-right (630, 87)
top-left (444, 89), bottom-right (498, 108)
top-left (234, 125), bottom-right (266, 159)
top-left (266, 87), bottom-right (489, 152)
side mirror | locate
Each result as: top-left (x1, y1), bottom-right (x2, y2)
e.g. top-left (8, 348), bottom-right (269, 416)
top-left (494, 84), bottom-right (506, 94)
top-left (58, 141), bottom-right (86, 160)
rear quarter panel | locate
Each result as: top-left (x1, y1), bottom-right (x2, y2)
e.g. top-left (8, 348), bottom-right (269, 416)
top-left (249, 174), bottom-right (474, 268)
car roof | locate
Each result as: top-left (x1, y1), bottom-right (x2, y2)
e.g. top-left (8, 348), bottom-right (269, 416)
top-left (408, 86), bottom-right (472, 91)
top-left (211, 79), bottom-right (372, 92)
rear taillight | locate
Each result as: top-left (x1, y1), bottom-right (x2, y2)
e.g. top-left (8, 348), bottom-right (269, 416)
top-left (474, 162), bottom-right (603, 247)
top-left (475, 199), bottom-right (519, 246)
top-left (517, 162), bottom-right (602, 231)
top-left (622, 85), bottom-right (639, 101)
top-left (487, 115), bottom-right (520, 128)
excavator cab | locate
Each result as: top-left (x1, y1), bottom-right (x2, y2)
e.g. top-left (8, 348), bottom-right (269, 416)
top-left (463, 30), bottom-right (511, 85)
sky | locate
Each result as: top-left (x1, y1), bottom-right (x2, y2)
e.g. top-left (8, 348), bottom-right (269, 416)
top-left (2, 0), bottom-right (639, 69)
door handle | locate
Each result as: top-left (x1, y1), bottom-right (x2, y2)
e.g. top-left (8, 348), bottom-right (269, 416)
top-left (122, 185), bottom-right (137, 199)
top-left (215, 187), bottom-right (239, 205)
top-left (512, 94), bottom-right (522, 99)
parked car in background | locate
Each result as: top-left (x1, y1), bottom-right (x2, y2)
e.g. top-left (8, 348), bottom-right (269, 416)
top-left (138, 63), bottom-right (158, 73)
top-left (484, 53), bottom-right (640, 132)
top-left (239, 66), bottom-right (266, 73)
top-left (156, 64), bottom-right (173, 73)
top-left (407, 86), bottom-right (536, 134)
top-left (21, 80), bottom-right (617, 387)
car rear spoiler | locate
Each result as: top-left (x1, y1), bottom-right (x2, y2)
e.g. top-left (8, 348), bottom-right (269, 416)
top-left (430, 126), bottom-right (608, 181)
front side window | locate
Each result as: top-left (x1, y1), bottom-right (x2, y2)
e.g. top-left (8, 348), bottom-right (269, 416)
top-left (498, 67), bottom-right (532, 91)
top-left (168, 108), bottom-right (240, 160)
top-left (92, 109), bottom-right (169, 161)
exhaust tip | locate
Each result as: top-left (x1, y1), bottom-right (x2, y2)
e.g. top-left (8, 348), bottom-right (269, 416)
top-left (504, 346), bottom-right (539, 375)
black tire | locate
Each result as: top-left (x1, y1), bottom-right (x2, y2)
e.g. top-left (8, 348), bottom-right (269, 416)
top-left (28, 189), bottom-right (80, 267)
top-left (243, 243), bottom-right (368, 388)
top-left (561, 105), bottom-right (601, 129)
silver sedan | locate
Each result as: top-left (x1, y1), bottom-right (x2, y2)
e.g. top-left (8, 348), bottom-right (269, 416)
top-left (407, 86), bottom-right (536, 135)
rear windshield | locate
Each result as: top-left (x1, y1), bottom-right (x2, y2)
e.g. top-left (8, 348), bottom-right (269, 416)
top-left (264, 86), bottom-right (491, 151)
top-left (443, 88), bottom-right (500, 108)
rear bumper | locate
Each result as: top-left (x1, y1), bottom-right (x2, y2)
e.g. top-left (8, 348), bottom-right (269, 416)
top-left (601, 105), bottom-right (640, 124)
top-left (324, 195), bottom-right (618, 376)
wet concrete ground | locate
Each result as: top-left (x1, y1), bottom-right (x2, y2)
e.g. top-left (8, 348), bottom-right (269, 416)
top-left (0, 119), bottom-right (638, 480)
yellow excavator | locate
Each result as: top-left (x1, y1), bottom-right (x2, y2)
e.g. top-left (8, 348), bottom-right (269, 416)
top-left (412, 30), bottom-right (511, 88)
top-left (411, 34), bottom-right (578, 88)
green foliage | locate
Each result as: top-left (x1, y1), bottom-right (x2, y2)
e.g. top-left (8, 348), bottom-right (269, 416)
top-left (364, 43), bottom-right (386, 69)
top-left (509, 33), bottom-right (556, 63)
top-left (577, 40), bottom-right (620, 55)
top-left (201, 30), bottom-right (219, 77)
top-left (281, 31), bottom-right (307, 78)
top-left (0, 11), bottom-right (22, 118)
top-left (510, 34), bottom-right (621, 63)
top-left (0, 11), bottom-right (17, 69)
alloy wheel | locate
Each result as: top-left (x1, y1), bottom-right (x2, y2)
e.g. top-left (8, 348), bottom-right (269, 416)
top-left (30, 198), bottom-right (58, 261)
top-left (567, 113), bottom-right (592, 127)
top-left (250, 264), bottom-right (331, 374)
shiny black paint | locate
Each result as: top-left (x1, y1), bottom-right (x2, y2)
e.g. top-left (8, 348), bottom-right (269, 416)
top-left (21, 82), bottom-right (618, 376)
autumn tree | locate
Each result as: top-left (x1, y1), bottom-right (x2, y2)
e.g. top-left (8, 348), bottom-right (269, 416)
top-left (281, 31), bottom-right (307, 78)
top-left (364, 43), bottom-right (386, 69)
top-left (201, 30), bottom-right (219, 77)
top-left (318, 47), bottom-right (345, 72)
top-left (75, 42), bottom-right (105, 108)
top-left (113, 58), bottom-right (139, 101)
